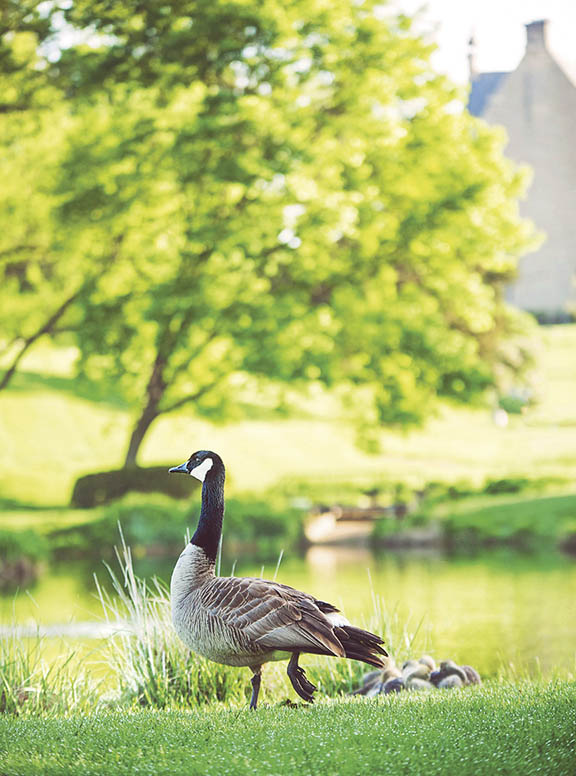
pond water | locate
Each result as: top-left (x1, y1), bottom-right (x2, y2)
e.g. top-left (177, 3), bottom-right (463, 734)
top-left (2, 546), bottom-right (576, 679)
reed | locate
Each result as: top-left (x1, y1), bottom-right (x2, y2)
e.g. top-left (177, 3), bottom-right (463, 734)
top-left (0, 629), bottom-right (99, 716)
top-left (96, 530), bottom-right (251, 709)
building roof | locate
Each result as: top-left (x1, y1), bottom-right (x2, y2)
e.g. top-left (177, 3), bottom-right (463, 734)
top-left (468, 72), bottom-right (509, 116)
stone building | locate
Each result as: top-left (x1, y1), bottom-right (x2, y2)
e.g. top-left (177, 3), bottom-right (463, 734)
top-left (468, 20), bottom-right (576, 320)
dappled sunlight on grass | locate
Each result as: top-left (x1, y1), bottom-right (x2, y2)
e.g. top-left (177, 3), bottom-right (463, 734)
top-left (2, 327), bottom-right (575, 507)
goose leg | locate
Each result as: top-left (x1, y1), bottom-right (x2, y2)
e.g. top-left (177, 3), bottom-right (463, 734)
top-left (249, 667), bottom-right (262, 710)
top-left (287, 652), bottom-right (317, 703)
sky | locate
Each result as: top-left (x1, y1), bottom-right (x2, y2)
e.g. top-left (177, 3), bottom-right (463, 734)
top-left (392, 0), bottom-right (576, 83)
top-left (52, 0), bottom-right (576, 86)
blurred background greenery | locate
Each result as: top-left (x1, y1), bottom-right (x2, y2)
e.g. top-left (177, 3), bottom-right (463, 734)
top-left (0, 0), bottom-right (574, 698)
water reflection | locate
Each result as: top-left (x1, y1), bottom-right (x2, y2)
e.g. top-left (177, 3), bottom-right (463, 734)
top-left (298, 547), bottom-right (576, 676)
top-left (2, 546), bottom-right (575, 678)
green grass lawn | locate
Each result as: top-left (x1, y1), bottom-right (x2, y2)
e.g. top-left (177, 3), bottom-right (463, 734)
top-left (371, 490), bottom-right (576, 549)
top-left (437, 491), bottom-right (576, 548)
top-left (1, 683), bottom-right (575, 776)
top-left (1, 326), bottom-right (575, 509)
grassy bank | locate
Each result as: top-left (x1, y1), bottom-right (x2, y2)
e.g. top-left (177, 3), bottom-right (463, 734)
top-left (1, 683), bottom-right (575, 776)
top-left (1, 325), bottom-right (576, 564)
top-left (0, 491), bottom-right (302, 566)
top-left (3, 477), bottom-right (576, 569)
top-left (439, 491), bottom-right (576, 550)
top-left (373, 488), bottom-right (576, 551)
top-left (1, 326), bottom-right (576, 509)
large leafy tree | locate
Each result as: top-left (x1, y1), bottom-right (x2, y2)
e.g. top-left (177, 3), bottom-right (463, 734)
top-left (0, 2), bottom-right (121, 391)
top-left (0, 0), bottom-right (58, 113)
top-left (2, 0), bottom-right (537, 465)
top-left (0, 104), bottom-right (124, 392)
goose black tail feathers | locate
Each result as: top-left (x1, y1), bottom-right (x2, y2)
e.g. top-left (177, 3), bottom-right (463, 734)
top-left (335, 625), bottom-right (388, 668)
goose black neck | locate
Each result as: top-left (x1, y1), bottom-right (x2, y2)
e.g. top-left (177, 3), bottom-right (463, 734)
top-left (191, 468), bottom-right (225, 563)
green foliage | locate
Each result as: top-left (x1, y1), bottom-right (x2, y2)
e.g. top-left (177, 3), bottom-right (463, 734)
top-left (0, 529), bottom-right (48, 589)
top-left (224, 495), bottom-right (302, 551)
top-left (0, 109), bottom-right (67, 348)
top-left (424, 475), bottom-right (566, 503)
top-left (0, 2), bottom-right (58, 112)
top-left (0, 103), bottom-right (119, 393)
top-left (0, 529), bottom-right (48, 564)
top-left (71, 467), bottom-right (200, 508)
top-left (371, 512), bottom-right (431, 541)
top-left (1, 0), bottom-right (539, 464)
top-left (498, 394), bottom-right (531, 414)
top-left (372, 480), bottom-right (576, 549)
top-left (483, 476), bottom-right (540, 495)
top-left (49, 492), bottom-right (301, 559)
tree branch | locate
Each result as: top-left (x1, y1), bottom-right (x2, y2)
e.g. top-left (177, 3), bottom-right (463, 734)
top-left (0, 237), bottom-right (124, 393)
top-left (160, 383), bottom-right (214, 414)
top-left (0, 286), bottom-right (83, 392)
top-left (0, 244), bottom-right (41, 260)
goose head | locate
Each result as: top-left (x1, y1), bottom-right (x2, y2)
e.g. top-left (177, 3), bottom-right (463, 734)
top-left (169, 450), bottom-right (224, 484)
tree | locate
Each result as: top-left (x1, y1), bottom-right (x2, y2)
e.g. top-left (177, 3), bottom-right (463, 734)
top-left (0, 102), bottom-right (125, 392)
top-left (0, 3), bottom-right (119, 391)
top-left (3, 0), bottom-right (538, 465)
top-left (0, 1), bottom-right (58, 114)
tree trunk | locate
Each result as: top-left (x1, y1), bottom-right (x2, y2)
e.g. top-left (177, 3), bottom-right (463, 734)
top-left (0, 237), bottom-right (122, 393)
top-left (123, 353), bottom-right (167, 468)
top-left (122, 304), bottom-right (211, 468)
top-left (123, 402), bottom-right (162, 469)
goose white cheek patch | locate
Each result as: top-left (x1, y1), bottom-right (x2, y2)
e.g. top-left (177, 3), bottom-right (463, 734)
top-left (190, 458), bottom-right (213, 482)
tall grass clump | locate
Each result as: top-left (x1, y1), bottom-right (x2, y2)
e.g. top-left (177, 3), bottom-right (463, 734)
top-left (309, 590), bottom-right (428, 696)
top-left (0, 631), bottom-right (98, 716)
top-left (98, 531), bottom-right (419, 708)
top-left (96, 531), bottom-right (250, 709)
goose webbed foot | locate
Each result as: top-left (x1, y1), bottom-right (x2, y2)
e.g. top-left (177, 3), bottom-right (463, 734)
top-left (287, 652), bottom-right (317, 703)
top-left (249, 668), bottom-right (261, 710)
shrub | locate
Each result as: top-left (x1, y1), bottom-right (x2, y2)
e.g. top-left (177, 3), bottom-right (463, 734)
top-left (71, 467), bottom-right (199, 508)
top-left (0, 530), bottom-right (48, 564)
top-left (0, 530), bottom-right (49, 589)
top-left (484, 477), bottom-right (533, 495)
top-left (51, 492), bottom-right (303, 560)
top-left (223, 495), bottom-right (302, 553)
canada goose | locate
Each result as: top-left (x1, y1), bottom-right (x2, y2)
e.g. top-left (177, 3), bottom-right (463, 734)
top-left (169, 449), bottom-right (387, 709)
top-left (461, 665), bottom-right (481, 685)
top-left (430, 660), bottom-right (467, 687)
top-left (352, 655), bottom-right (481, 696)
top-left (383, 677), bottom-right (404, 694)
top-left (402, 660), bottom-right (435, 691)
top-left (418, 655), bottom-right (436, 672)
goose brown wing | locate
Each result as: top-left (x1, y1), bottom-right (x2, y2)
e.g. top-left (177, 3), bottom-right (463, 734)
top-left (199, 576), bottom-right (345, 657)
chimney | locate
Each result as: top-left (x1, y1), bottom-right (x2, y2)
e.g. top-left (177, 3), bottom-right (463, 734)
top-left (467, 34), bottom-right (477, 81)
top-left (525, 19), bottom-right (549, 49)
